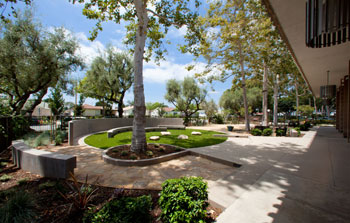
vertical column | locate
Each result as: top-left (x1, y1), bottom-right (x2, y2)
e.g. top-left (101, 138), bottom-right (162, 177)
top-left (344, 75), bottom-right (349, 138)
top-left (336, 89), bottom-right (340, 130)
top-left (339, 79), bottom-right (344, 133)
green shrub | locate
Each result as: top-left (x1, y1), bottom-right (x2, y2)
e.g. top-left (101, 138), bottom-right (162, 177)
top-left (17, 178), bottom-right (29, 186)
top-left (294, 127), bottom-right (301, 136)
top-left (175, 147), bottom-right (182, 152)
top-left (84, 195), bottom-right (152, 223)
top-left (212, 114), bottom-right (224, 124)
top-left (121, 151), bottom-right (128, 156)
top-left (0, 174), bottom-right (12, 182)
top-left (55, 130), bottom-right (67, 145)
top-left (33, 131), bottom-right (50, 147)
top-left (262, 128), bottom-right (273, 136)
top-left (159, 177), bottom-right (209, 223)
top-left (276, 129), bottom-right (285, 137)
top-left (0, 191), bottom-right (37, 223)
top-left (12, 116), bottom-right (30, 139)
top-left (146, 151), bottom-right (153, 157)
top-left (130, 155), bottom-right (137, 160)
top-left (251, 128), bottom-right (262, 136)
top-left (39, 181), bottom-right (57, 190)
top-left (158, 147), bottom-right (165, 152)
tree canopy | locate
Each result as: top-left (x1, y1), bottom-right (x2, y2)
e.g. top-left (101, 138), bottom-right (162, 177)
top-left (78, 47), bottom-right (134, 117)
top-left (0, 11), bottom-right (83, 115)
top-left (165, 77), bottom-right (206, 126)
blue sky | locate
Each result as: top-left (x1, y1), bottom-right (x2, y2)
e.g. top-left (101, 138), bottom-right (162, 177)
top-left (15, 0), bottom-right (232, 108)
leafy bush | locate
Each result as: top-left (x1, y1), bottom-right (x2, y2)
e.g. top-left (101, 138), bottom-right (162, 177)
top-left (276, 129), bottom-right (285, 137)
top-left (159, 177), bottom-right (209, 223)
top-left (212, 114), bottom-right (224, 124)
top-left (12, 116), bottom-right (30, 139)
top-left (130, 155), bottom-right (137, 160)
top-left (294, 127), bottom-right (301, 136)
top-left (39, 181), bottom-right (57, 190)
top-left (121, 151), bottom-right (128, 156)
top-left (0, 191), bottom-right (37, 223)
top-left (146, 151), bottom-right (153, 157)
top-left (55, 130), bottom-right (67, 145)
top-left (300, 121), bottom-right (311, 131)
top-left (32, 131), bottom-right (50, 147)
top-left (84, 195), bottom-right (152, 223)
top-left (251, 128), bottom-right (262, 136)
top-left (262, 128), bottom-right (273, 136)
top-left (0, 174), bottom-right (12, 182)
top-left (17, 178), bottom-right (29, 186)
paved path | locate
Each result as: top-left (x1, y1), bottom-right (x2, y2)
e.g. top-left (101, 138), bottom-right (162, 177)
top-left (44, 125), bottom-right (350, 222)
top-left (191, 126), bottom-right (350, 223)
top-left (44, 144), bottom-right (236, 191)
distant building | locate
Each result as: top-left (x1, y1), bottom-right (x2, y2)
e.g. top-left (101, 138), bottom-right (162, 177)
top-left (82, 104), bottom-right (103, 117)
top-left (123, 106), bottom-right (134, 117)
top-left (31, 102), bottom-right (51, 117)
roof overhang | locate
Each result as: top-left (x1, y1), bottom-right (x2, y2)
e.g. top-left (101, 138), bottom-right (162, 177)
top-left (262, 0), bottom-right (350, 97)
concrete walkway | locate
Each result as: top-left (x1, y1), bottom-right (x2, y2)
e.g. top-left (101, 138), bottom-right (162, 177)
top-left (191, 126), bottom-right (350, 223)
top-left (43, 125), bottom-right (350, 222)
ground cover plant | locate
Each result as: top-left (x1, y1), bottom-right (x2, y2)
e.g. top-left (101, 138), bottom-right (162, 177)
top-left (0, 149), bottom-right (220, 223)
top-left (84, 129), bottom-right (227, 149)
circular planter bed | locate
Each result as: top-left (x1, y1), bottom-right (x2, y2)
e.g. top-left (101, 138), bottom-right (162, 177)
top-left (102, 144), bottom-right (191, 166)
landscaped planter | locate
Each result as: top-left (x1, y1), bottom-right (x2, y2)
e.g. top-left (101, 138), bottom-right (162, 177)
top-left (102, 144), bottom-right (190, 166)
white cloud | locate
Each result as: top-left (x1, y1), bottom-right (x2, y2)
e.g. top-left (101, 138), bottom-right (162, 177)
top-left (143, 60), bottom-right (219, 84)
top-left (49, 28), bottom-right (124, 66)
top-left (169, 25), bottom-right (188, 37)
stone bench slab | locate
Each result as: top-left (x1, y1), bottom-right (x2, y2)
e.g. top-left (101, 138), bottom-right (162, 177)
top-left (158, 125), bottom-right (186, 130)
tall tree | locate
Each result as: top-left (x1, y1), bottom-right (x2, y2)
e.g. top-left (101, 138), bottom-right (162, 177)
top-left (0, 11), bottom-right (83, 115)
top-left (183, 0), bottom-right (264, 131)
top-left (48, 87), bottom-right (65, 117)
top-left (202, 99), bottom-right (218, 124)
top-left (78, 47), bottom-right (134, 117)
top-left (165, 77), bottom-right (206, 126)
top-left (74, 95), bottom-right (85, 117)
top-left (72, 0), bottom-right (201, 153)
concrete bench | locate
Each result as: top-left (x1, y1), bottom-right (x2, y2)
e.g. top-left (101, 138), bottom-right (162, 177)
top-left (107, 126), bottom-right (133, 138)
top-left (11, 141), bottom-right (76, 179)
top-left (107, 126), bottom-right (168, 138)
top-left (145, 127), bottom-right (167, 132)
top-left (158, 125), bottom-right (186, 130)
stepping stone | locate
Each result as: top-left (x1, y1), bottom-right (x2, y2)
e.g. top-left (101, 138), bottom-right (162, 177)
top-left (191, 131), bottom-right (202, 135)
top-left (177, 134), bottom-right (188, 140)
top-left (161, 131), bottom-right (171, 136)
top-left (150, 136), bottom-right (160, 140)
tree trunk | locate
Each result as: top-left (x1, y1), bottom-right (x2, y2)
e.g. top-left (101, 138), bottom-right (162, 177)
top-left (239, 43), bottom-right (250, 131)
top-left (273, 74), bottom-right (279, 127)
top-left (262, 62), bottom-right (268, 126)
top-left (131, 0), bottom-right (148, 153)
top-left (313, 96), bottom-right (317, 119)
top-left (117, 91), bottom-right (126, 118)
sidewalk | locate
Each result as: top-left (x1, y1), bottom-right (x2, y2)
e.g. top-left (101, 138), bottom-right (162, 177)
top-left (193, 126), bottom-right (350, 223)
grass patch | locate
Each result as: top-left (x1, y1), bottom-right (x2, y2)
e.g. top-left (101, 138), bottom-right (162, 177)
top-left (84, 129), bottom-right (227, 149)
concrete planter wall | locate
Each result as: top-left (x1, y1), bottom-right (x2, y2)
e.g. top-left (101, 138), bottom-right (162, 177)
top-left (69, 118), bottom-right (184, 145)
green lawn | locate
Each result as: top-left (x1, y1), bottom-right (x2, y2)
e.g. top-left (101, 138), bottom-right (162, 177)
top-left (84, 129), bottom-right (227, 149)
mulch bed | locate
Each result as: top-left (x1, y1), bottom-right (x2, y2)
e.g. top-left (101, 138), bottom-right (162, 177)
top-left (1, 148), bottom-right (221, 222)
top-left (106, 144), bottom-right (183, 160)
